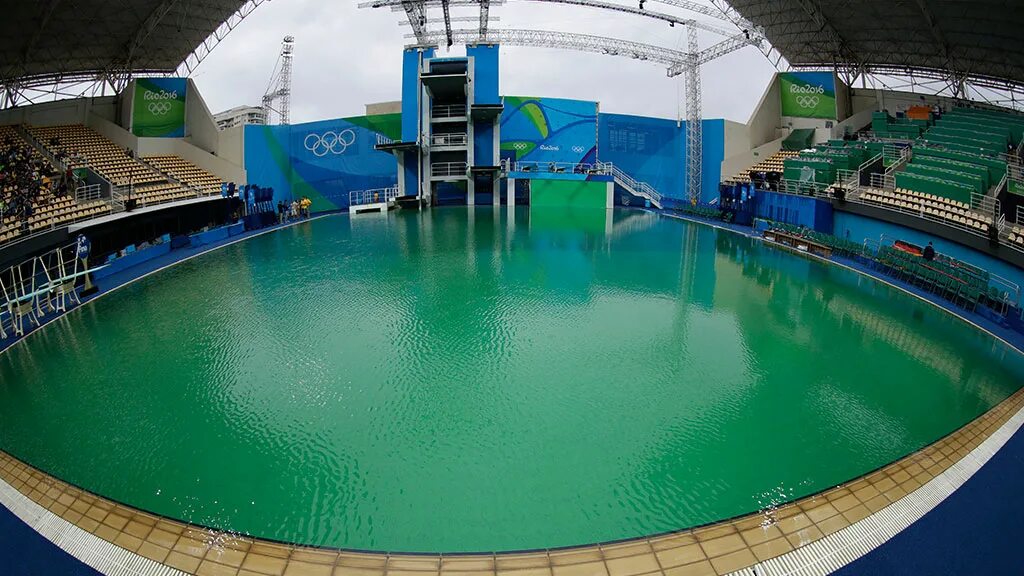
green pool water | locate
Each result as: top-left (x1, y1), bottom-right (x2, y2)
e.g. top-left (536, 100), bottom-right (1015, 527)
top-left (1, 207), bottom-right (1023, 552)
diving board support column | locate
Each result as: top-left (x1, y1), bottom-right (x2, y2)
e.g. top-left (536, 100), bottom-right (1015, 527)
top-left (396, 153), bottom-right (406, 198)
top-left (507, 177), bottom-right (515, 209)
top-left (607, 181), bottom-right (614, 209)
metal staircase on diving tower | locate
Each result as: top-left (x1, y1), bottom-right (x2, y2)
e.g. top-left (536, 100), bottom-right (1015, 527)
top-left (597, 162), bottom-right (663, 209)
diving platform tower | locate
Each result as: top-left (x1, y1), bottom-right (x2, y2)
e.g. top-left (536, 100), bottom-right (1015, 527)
top-left (376, 43), bottom-right (503, 207)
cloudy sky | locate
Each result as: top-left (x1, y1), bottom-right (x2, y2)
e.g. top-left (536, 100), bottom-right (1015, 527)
top-left (190, 0), bottom-right (777, 124)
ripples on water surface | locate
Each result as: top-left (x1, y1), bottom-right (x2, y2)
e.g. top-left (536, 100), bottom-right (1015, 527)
top-left (1, 207), bottom-right (1023, 552)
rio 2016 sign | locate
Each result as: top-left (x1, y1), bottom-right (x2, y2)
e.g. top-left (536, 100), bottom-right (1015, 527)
top-left (132, 78), bottom-right (187, 137)
top-left (779, 72), bottom-right (837, 119)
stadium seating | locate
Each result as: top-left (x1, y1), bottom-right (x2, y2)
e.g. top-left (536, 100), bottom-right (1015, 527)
top-left (0, 123), bottom-right (231, 247)
top-left (725, 150), bottom-right (799, 184)
top-left (0, 197), bottom-right (111, 244)
top-left (27, 124), bottom-right (165, 188)
top-left (143, 155), bottom-right (224, 195)
top-left (858, 187), bottom-right (992, 232)
top-left (132, 182), bottom-right (200, 205)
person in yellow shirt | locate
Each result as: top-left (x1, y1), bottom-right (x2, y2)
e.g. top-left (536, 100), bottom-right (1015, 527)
top-left (300, 197), bottom-right (312, 218)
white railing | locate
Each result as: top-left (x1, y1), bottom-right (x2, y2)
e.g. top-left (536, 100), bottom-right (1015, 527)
top-left (1006, 161), bottom-right (1023, 194)
top-left (74, 184), bottom-right (102, 203)
top-left (376, 134), bottom-right (395, 146)
top-left (597, 161), bottom-right (663, 209)
top-left (992, 171), bottom-right (1009, 197)
top-left (430, 133), bottom-right (468, 147)
top-left (869, 172), bottom-right (896, 191)
top-left (430, 162), bottom-right (468, 177)
top-left (349, 186), bottom-right (399, 207)
top-left (431, 104), bottom-right (467, 119)
top-left (860, 152), bottom-right (883, 173)
top-left (110, 186), bottom-right (129, 212)
top-left (884, 147), bottom-right (911, 176)
top-left (1018, 205), bottom-right (1024, 225)
top-left (513, 161), bottom-right (606, 175)
top-left (970, 191), bottom-right (1000, 219)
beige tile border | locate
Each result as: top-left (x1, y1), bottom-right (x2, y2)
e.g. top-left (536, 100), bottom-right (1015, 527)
top-left (2, 382), bottom-right (1022, 576)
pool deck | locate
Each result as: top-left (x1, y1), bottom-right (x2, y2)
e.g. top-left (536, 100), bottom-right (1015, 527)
top-left (2, 209), bottom-right (1024, 576)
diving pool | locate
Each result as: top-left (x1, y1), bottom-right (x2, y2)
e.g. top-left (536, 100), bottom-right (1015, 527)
top-left (1, 207), bottom-right (1022, 552)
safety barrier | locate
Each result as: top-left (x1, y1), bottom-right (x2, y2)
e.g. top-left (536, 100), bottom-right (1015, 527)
top-left (596, 162), bottom-right (663, 209)
top-left (430, 162), bottom-right (467, 177)
top-left (74, 184), bottom-right (102, 203)
top-left (431, 104), bottom-right (467, 119)
top-left (430, 133), bottom-right (468, 147)
top-left (513, 161), bottom-right (606, 175)
top-left (349, 186), bottom-right (399, 207)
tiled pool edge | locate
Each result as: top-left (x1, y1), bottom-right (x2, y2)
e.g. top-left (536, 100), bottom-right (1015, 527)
top-left (725, 385), bottom-right (1024, 576)
top-left (0, 470), bottom-right (186, 576)
top-left (2, 383), bottom-right (1022, 576)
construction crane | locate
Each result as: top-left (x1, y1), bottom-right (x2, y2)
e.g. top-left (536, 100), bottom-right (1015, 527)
top-left (262, 35), bottom-right (295, 125)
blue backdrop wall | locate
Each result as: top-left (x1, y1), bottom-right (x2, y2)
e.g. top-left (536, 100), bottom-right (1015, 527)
top-left (244, 103), bottom-right (727, 210)
top-left (500, 96), bottom-right (598, 165)
top-left (597, 113), bottom-right (724, 204)
top-left (244, 114), bottom-right (400, 212)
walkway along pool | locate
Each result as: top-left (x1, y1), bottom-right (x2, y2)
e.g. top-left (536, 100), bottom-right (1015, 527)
top-left (1, 207), bottom-right (1023, 553)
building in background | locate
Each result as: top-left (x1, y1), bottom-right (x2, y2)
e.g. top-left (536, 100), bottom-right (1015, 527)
top-left (214, 105), bottom-right (266, 130)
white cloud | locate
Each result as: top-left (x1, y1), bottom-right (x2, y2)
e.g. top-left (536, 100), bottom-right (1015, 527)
top-left (191, 0), bottom-right (776, 124)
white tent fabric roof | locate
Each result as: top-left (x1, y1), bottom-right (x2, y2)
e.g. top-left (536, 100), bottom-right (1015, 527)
top-left (729, 0), bottom-right (1024, 88)
top-left (0, 0), bottom-right (250, 86)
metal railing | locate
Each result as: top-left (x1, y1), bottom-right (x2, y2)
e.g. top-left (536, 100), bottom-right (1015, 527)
top-left (860, 152), bottom-right (883, 173)
top-left (110, 186), bottom-right (128, 212)
top-left (869, 172), bottom-right (896, 191)
top-left (376, 134), bottom-right (395, 146)
top-left (431, 104), bottom-right (467, 119)
top-left (430, 162), bottom-right (468, 177)
top-left (992, 171), bottom-right (1009, 197)
top-left (513, 161), bottom-right (606, 175)
top-left (349, 186), bottom-right (399, 207)
top-left (597, 161), bottom-right (663, 209)
top-left (430, 133), bottom-right (468, 147)
top-left (970, 192), bottom-right (1000, 220)
top-left (74, 184), bottom-right (102, 203)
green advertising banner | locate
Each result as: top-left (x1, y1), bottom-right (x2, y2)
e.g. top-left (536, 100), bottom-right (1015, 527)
top-left (779, 72), bottom-right (836, 119)
top-left (132, 78), bottom-right (187, 137)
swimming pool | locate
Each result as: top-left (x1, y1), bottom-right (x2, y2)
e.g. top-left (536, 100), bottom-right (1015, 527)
top-left (1, 207), bottom-right (1022, 553)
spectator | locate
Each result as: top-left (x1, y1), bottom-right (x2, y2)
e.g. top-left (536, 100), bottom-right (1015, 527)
top-left (923, 242), bottom-right (936, 261)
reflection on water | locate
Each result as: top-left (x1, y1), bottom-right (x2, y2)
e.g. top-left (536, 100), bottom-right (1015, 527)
top-left (0, 207), bottom-right (1022, 553)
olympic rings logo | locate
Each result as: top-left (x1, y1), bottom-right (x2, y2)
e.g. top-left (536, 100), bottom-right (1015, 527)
top-left (304, 129), bottom-right (356, 157)
top-left (148, 102), bottom-right (172, 115)
top-left (512, 142), bottom-right (528, 150)
top-left (796, 95), bottom-right (820, 109)
top-left (571, 146), bottom-right (585, 153)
